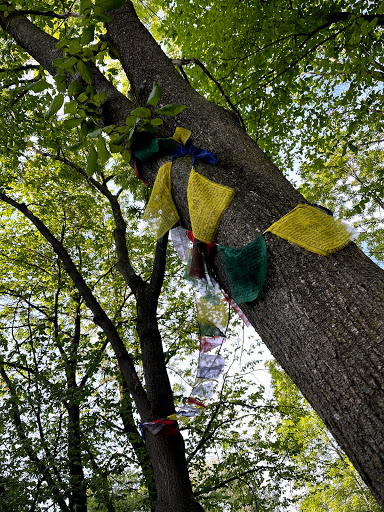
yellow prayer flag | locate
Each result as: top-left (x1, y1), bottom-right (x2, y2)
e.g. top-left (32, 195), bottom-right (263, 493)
top-left (143, 161), bottom-right (180, 239)
top-left (187, 168), bottom-right (234, 243)
top-left (171, 127), bottom-right (191, 145)
top-left (266, 204), bottom-right (353, 255)
top-left (167, 414), bottom-right (189, 422)
top-left (195, 295), bottom-right (229, 333)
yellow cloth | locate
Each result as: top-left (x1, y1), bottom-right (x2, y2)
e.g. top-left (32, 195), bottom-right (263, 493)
top-left (266, 204), bottom-right (353, 255)
top-left (167, 414), bottom-right (190, 422)
top-left (187, 168), bottom-right (234, 243)
top-left (143, 161), bottom-right (180, 239)
top-left (195, 295), bottom-right (229, 333)
top-left (171, 127), bottom-right (191, 145)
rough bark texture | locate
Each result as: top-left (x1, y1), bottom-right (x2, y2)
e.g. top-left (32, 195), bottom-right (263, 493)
top-left (0, 2), bottom-right (384, 509)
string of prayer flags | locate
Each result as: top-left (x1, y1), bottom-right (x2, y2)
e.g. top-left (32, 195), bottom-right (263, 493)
top-left (266, 204), bottom-right (353, 256)
top-left (196, 353), bottom-right (226, 380)
top-left (187, 168), bottom-right (234, 243)
top-left (198, 322), bottom-right (226, 338)
top-left (143, 161), bottom-right (180, 239)
top-left (196, 294), bottom-right (229, 333)
top-left (199, 335), bottom-right (226, 353)
top-left (222, 293), bottom-right (250, 327)
top-left (187, 397), bottom-right (207, 408)
top-left (191, 378), bottom-right (215, 399)
top-left (170, 226), bottom-right (191, 264)
top-left (218, 235), bottom-right (267, 304)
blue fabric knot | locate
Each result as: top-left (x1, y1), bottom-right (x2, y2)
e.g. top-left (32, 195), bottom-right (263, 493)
top-left (172, 139), bottom-right (217, 165)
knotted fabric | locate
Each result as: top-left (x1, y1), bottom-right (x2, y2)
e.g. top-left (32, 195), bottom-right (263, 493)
top-left (187, 168), bottom-right (234, 243)
top-left (143, 161), bottom-right (180, 239)
top-left (266, 204), bottom-right (353, 255)
top-left (218, 235), bottom-right (267, 304)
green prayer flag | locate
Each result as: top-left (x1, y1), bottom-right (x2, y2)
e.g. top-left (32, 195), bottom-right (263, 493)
top-left (198, 322), bottom-right (226, 338)
top-left (218, 235), bottom-right (267, 304)
top-left (134, 138), bottom-right (178, 162)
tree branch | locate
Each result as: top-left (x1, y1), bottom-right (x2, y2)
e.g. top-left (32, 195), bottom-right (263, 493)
top-left (0, 191), bottom-right (151, 420)
top-left (18, 10), bottom-right (82, 19)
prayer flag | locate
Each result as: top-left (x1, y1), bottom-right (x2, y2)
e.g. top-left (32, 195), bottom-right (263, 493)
top-left (187, 168), bottom-right (234, 243)
top-left (196, 294), bottom-right (229, 333)
top-left (266, 204), bottom-right (353, 255)
top-left (134, 137), bottom-right (178, 162)
top-left (170, 226), bottom-right (191, 263)
top-left (218, 235), bottom-right (267, 304)
top-left (196, 353), bottom-right (225, 380)
top-left (143, 161), bottom-right (180, 239)
top-left (191, 378), bottom-right (215, 399)
top-left (187, 397), bottom-right (207, 408)
top-left (222, 293), bottom-right (251, 327)
top-left (198, 322), bottom-right (226, 338)
top-left (171, 127), bottom-right (192, 145)
top-left (199, 335), bottom-right (226, 353)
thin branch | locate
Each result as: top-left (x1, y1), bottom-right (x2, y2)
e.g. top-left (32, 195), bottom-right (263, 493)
top-left (194, 467), bottom-right (270, 497)
top-left (0, 190), bottom-right (151, 419)
top-left (149, 233), bottom-right (169, 307)
top-left (172, 58), bottom-right (246, 130)
top-left (0, 64), bottom-right (40, 73)
top-left (0, 365), bottom-right (70, 512)
top-left (36, 149), bottom-right (145, 296)
top-left (18, 10), bottom-right (82, 19)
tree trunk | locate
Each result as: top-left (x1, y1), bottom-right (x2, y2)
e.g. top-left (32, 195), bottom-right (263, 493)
top-left (1, 2), bottom-right (384, 508)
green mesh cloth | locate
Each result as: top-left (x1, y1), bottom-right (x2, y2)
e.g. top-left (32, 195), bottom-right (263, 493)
top-left (218, 235), bottom-right (267, 304)
top-left (134, 138), bottom-right (178, 162)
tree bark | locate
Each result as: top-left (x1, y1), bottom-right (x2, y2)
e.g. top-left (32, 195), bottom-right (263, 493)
top-left (0, 2), bottom-right (384, 509)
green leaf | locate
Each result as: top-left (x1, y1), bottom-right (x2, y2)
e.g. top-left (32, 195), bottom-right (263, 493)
top-left (68, 80), bottom-right (83, 96)
top-left (122, 149), bottom-right (131, 163)
top-left (113, 131), bottom-right (130, 145)
top-left (88, 128), bottom-right (103, 138)
top-left (95, 0), bottom-right (126, 11)
top-left (147, 81), bottom-right (163, 107)
top-left (77, 92), bottom-right (88, 103)
top-left (81, 25), bottom-right (95, 45)
top-left (54, 73), bottom-right (67, 92)
top-left (28, 80), bottom-right (51, 93)
top-left (109, 143), bottom-right (123, 153)
top-left (45, 94), bottom-right (64, 118)
top-left (86, 145), bottom-right (98, 176)
top-left (155, 104), bottom-right (187, 116)
top-left (68, 39), bottom-right (82, 55)
top-left (96, 138), bottom-right (111, 165)
top-left (64, 100), bottom-right (78, 114)
top-left (79, 0), bottom-right (93, 14)
top-left (348, 142), bottom-right (358, 153)
top-left (67, 140), bottom-right (87, 151)
top-left (125, 116), bottom-right (137, 128)
top-left (63, 118), bottom-right (83, 129)
top-left (150, 118), bottom-right (163, 126)
top-left (131, 107), bottom-right (151, 118)
top-left (77, 60), bottom-right (92, 85)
